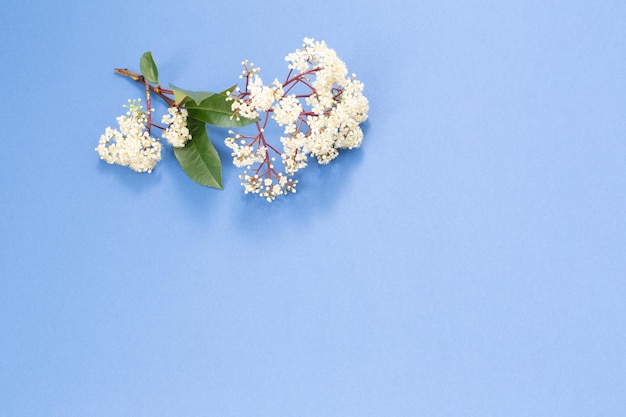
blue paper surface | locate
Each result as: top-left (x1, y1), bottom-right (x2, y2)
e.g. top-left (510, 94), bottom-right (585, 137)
top-left (1, 1), bottom-right (625, 416)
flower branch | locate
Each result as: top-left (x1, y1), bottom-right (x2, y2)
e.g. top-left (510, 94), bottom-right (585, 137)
top-left (96, 39), bottom-right (368, 202)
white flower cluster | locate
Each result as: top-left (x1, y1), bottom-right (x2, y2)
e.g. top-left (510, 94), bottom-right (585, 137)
top-left (239, 172), bottom-right (298, 202)
top-left (224, 133), bottom-right (266, 167)
top-left (226, 38), bottom-right (369, 202)
top-left (161, 107), bottom-right (192, 148)
top-left (95, 99), bottom-right (162, 173)
top-left (230, 62), bottom-right (284, 120)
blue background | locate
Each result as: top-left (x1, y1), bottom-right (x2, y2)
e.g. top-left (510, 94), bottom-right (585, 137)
top-left (1, 1), bottom-right (625, 416)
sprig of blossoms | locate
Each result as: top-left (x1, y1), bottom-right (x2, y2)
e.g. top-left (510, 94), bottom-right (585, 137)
top-left (96, 99), bottom-right (162, 173)
top-left (96, 100), bottom-right (194, 172)
top-left (226, 38), bottom-right (369, 202)
top-left (97, 43), bottom-right (368, 198)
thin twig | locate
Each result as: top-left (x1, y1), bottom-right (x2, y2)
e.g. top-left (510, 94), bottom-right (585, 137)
top-left (114, 68), bottom-right (175, 107)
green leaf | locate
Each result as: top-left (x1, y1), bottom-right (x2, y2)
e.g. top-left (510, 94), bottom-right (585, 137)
top-left (169, 83), bottom-right (217, 107)
top-left (220, 84), bottom-right (238, 95)
top-left (185, 93), bottom-right (257, 128)
top-left (139, 52), bottom-right (159, 84)
top-left (173, 118), bottom-right (223, 189)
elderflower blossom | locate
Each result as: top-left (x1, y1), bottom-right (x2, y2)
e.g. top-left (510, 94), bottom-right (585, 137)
top-left (239, 172), bottom-right (298, 202)
top-left (272, 95), bottom-right (303, 130)
top-left (249, 76), bottom-right (283, 113)
top-left (226, 38), bottom-right (369, 202)
top-left (224, 132), bottom-right (266, 167)
top-left (95, 99), bottom-right (161, 173)
top-left (161, 107), bottom-right (192, 148)
top-left (228, 62), bottom-right (283, 120)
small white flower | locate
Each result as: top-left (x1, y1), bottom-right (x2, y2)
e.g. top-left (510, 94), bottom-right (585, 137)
top-left (161, 107), bottom-right (192, 148)
top-left (272, 95), bottom-right (303, 126)
top-left (249, 75), bottom-right (282, 112)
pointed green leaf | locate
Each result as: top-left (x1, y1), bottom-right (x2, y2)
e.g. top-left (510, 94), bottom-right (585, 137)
top-left (173, 118), bottom-right (223, 189)
top-left (168, 84), bottom-right (239, 106)
top-left (220, 84), bottom-right (238, 95)
top-left (139, 52), bottom-right (159, 84)
top-left (169, 83), bottom-right (217, 106)
top-left (185, 93), bottom-right (257, 128)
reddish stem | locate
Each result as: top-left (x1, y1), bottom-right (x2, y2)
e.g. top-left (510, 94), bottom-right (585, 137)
top-left (114, 68), bottom-right (175, 107)
top-left (283, 68), bottom-right (294, 85)
top-left (144, 79), bottom-right (152, 133)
